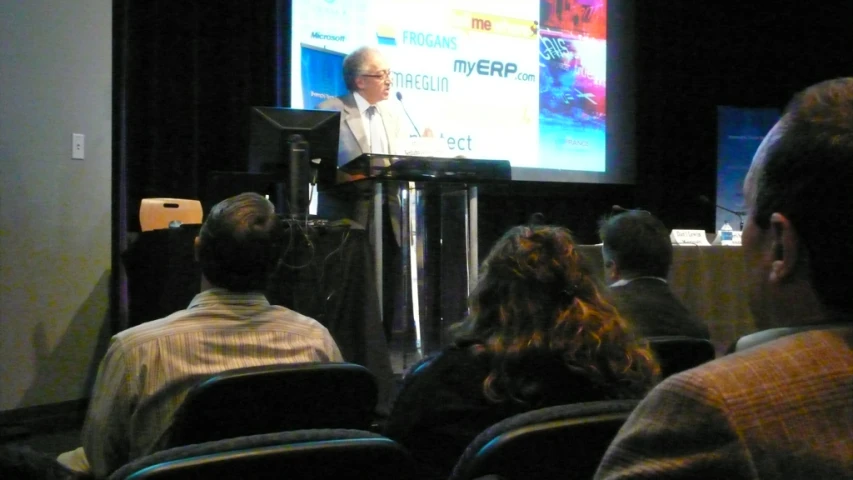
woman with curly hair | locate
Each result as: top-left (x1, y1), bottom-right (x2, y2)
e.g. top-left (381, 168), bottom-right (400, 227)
top-left (383, 225), bottom-right (659, 479)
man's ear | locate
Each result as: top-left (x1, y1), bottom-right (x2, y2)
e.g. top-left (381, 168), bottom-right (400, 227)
top-left (193, 236), bottom-right (201, 262)
top-left (354, 76), bottom-right (366, 92)
top-left (769, 212), bottom-right (801, 283)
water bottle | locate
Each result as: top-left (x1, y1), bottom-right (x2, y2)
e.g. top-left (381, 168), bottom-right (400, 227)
top-left (721, 221), bottom-right (734, 246)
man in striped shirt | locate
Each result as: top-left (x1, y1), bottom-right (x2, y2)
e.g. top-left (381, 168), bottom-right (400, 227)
top-left (59, 192), bottom-right (343, 478)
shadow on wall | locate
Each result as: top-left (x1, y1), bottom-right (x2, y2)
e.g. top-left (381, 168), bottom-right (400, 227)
top-left (17, 271), bottom-right (113, 410)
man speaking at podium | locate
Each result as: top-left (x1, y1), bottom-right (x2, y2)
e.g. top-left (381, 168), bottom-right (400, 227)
top-left (317, 46), bottom-right (408, 342)
top-left (317, 46), bottom-right (406, 166)
top-left (316, 45), bottom-right (406, 240)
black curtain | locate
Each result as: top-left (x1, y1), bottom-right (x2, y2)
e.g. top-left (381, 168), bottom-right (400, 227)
top-left (114, 0), bottom-right (281, 233)
top-left (112, 0), bottom-right (282, 331)
top-left (630, 1), bottom-right (853, 231)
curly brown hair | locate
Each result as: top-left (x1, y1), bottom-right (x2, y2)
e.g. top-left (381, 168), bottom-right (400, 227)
top-left (450, 225), bottom-right (659, 405)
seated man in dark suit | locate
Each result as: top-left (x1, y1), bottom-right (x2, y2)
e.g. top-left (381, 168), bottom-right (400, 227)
top-left (58, 192), bottom-right (343, 478)
top-left (598, 209), bottom-right (710, 339)
top-left (595, 77), bottom-right (853, 478)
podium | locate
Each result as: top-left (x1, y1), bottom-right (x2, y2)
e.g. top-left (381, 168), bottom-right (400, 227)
top-left (331, 154), bottom-right (511, 366)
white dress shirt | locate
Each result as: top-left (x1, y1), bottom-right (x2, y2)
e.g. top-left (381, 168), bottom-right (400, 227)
top-left (353, 92), bottom-right (389, 154)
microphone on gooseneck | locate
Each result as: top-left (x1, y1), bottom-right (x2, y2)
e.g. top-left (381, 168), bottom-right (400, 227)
top-left (611, 205), bottom-right (651, 215)
top-left (699, 195), bottom-right (746, 230)
top-left (396, 91), bottom-right (421, 137)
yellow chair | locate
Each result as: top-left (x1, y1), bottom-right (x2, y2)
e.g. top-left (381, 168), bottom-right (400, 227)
top-left (139, 198), bottom-right (203, 232)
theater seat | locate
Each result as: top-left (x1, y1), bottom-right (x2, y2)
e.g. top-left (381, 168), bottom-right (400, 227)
top-left (108, 429), bottom-right (417, 480)
top-left (732, 324), bottom-right (851, 352)
top-left (164, 362), bottom-right (378, 448)
top-left (449, 400), bottom-right (639, 480)
top-left (646, 335), bottom-right (716, 378)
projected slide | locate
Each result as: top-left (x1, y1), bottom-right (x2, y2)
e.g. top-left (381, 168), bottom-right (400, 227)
top-left (290, 0), bottom-right (608, 174)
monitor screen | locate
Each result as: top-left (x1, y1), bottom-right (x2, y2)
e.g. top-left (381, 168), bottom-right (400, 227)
top-left (284, 0), bottom-right (636, 185)
top-left (205, 171), bottom-right (289, 216)
top-left (248, 106), bottom-right (341, 216)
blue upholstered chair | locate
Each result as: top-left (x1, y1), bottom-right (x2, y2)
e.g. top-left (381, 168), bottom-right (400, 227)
top-left (164, 362), bottom-right (378, 448)
top-left (109, 429), bottom-right (417, 480)
top-left (449, 400), bottom-right (640, 480)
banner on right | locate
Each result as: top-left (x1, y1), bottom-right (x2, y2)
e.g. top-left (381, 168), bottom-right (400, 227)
top-left (716, 106), bottom-right (780, 232)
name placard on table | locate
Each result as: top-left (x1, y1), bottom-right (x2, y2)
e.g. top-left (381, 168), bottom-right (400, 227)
top-left (670, 229), bottom-right (711, 246)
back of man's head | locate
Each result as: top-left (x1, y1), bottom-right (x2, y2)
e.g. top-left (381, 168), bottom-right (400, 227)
top-left (599, 210), bottom-right (672, 279)
top-left (197, 192), bottom-right (284, 292)
top-left (753, 77), bottom-right (853, 311)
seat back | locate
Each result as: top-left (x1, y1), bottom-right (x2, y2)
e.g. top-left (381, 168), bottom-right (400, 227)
top-left (449, 400), bottom-right (639, 480)
top-left (165, 363), bottom-right (378, 448)
top-left (646, 335), bottom-right (716, 378)
top-left (733, 324), bottom-right (851, 352)
top-left (139, 198), bottom-right (202, 231)
top-left (109, 429), bottom-right (417, 480)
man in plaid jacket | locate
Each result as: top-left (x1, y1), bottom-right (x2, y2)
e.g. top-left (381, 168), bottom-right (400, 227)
top-left (595, 77), bottom-right (853, 479)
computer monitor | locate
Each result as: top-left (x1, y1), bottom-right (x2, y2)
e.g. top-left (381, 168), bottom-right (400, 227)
top-left (204, 171), bottom-right (289, 217)
top-left (247, 107), bottom-right (341, 217)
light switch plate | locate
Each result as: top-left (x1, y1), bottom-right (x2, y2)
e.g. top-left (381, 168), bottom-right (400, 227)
top-left (72, 133), bottom-right (84, 159)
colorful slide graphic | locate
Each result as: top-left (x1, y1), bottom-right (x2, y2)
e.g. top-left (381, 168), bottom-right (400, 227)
top-left (290, 0), bottom-right (607, 173)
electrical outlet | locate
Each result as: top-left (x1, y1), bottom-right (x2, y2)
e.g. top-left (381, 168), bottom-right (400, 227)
top-left (72, 133), bottom-right (85, 159)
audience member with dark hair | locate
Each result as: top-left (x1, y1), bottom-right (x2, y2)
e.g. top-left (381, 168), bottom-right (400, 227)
top-left (384, 225), bottom-right (660, 479)
top-left (57, 192), bottom-right (343, 478)
top-left (595, 77), bottom-right (853, 478)
top-left (598, 210), bottom-right (710, 339)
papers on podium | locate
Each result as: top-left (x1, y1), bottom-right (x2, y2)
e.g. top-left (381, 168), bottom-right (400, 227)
top-left (402, 136), bottom-right (446, 157)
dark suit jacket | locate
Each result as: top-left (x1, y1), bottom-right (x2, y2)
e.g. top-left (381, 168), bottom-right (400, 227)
top-left (595, 327), bottom-right (853, 479)
top-left (610, 278), bottom-right (710, 339)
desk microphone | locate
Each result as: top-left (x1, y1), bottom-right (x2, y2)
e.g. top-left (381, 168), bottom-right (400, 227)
top-left (396, 91), bottom-right (421, 137)
top-left (699, 195), bottom-right (746, 230)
